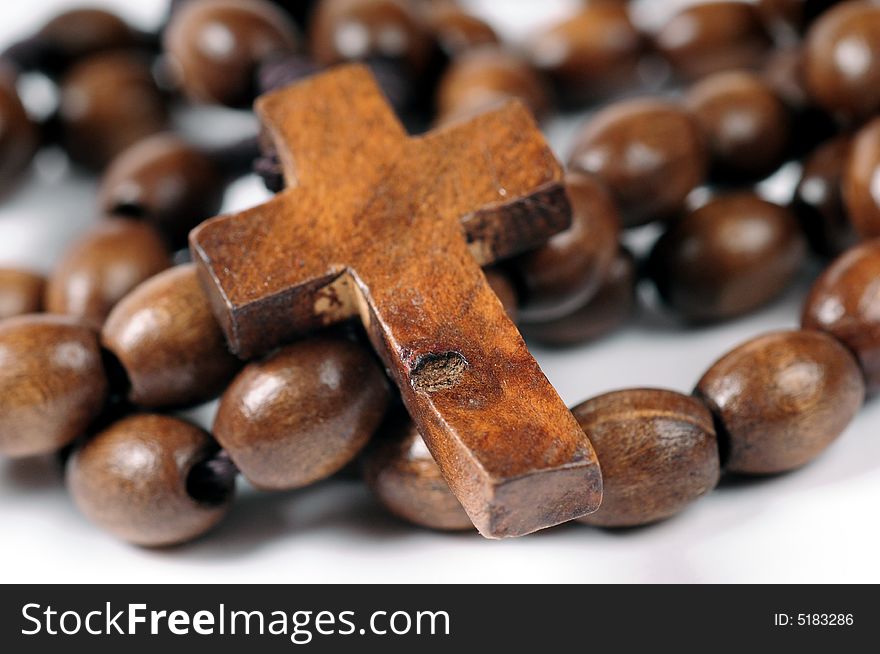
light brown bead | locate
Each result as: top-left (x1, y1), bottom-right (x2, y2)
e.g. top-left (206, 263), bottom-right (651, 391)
top-left (67, 414), bottom-right (234, 546)
top-left (802, 239), bottom-right (880, 394)
top-left (567, 98), bottom-right (707, 227)
top-left (435, 46), bottom-right (551, 124)
top-left (515, 172), bottom-right (620, 321)
top-left (695, 330), bottom-right (864, 474)
top-left (572, 388), bottom-right (720, 527)
top-left (424, 3), bottom-right (498, 57)
top-left (58, 52), bottom-right (169, 170)
top-left (99, 133), bottom-right (226, 248)
top-left (0, 73), bottom-right (38, 192)
top-left (363, 412), bottom-right (473, 531)
top-left (164, 0), bottom-right (300, 107)
top-left (655, 1), bottom-right (772, 80)
top-left (685, 71), bottom-right (790, 181)
top-left (102, 264), bottom-right (241, 408)
top-left (521, 248), bottom-right (636, 347)
top-left (45, 219), bottom-right (172, 328)
top-left (213, 334), bottom-right (391, 490)
top-left (803, 1), bottom-right (880, 121)
top-left (648, 193), bottom-right (807, 322)
top-left (843, 117), bottom-right (880, 239)
top-left (0, 315), bottom-right (107, 458)
top-left (0, 269), bottom-right (44, 319)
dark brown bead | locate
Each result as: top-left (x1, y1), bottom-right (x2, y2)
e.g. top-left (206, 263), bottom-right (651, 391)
top-left (45, 219), bottom-right (172, 328)
top-left (0, 269), bottom-right (44, 319)
top-left (520, 247), bottom-right (636, 347)
top-left (758, 0), bottom-right (844, 37)
top-left (424, 3), bottom-right (498, 58)
top-left (484, 268), bottom-right (518, 323)
top-left (363, 412), bottom-right (473, 531)
top-left (59, 52), bottom-right (169, 170)
top-left (515, 172), bottom-right (620, 321)
top-left (38, 8), bottom-right (138, 65)
top-left (164, 0), bottom-right (300, 107)
top-left (310, 0), bottom-right (433, 73)
top-left (803, 1), bottom-right (880, 121)
top-left (572, 389), bottom-right (720, 527)
top-left (102, 264), bottom-right (241, 408)
top-left (648, 193), bottom-right (806, 322)
top-left (99, 134), bottom-right (225, 248)
top-left (843, 117), bottom-right (880, 239)
top-left (567, 99), bottom-right (707, 227)
top-left (0, 315), bottom-right (107, 458)
top-left (67, 414), bottom-right (233, 546)
top-left (213, 334), bottom-right (391, 490)
top-left (655, 1), bottom-right (772, 80)
top-left (435, 46), bottom-right (551, 124)
top-left (685, 71), bottom-right (790, 181)
top-left (695, 330), bottom-right (864, 474)
top-left (793, 135), bottom-right (857, 257)
top-left (524, 4), bottom-right (644, 101)
top-left (802, 239), bottom-right (880, 394)
top-left (0, 73), bottom-right (38, 192)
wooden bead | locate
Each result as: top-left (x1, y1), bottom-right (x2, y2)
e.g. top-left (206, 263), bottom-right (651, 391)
top-left (310, 0), bottom-right (433, 73)
top-left (514, 172), bottom-right (620, 321)
top-left (793, 135), bottom-right (856, 257)
top-left (758, 0), bottom-right (844, 37)
top-left (524, 4), bottom-right (643, 101)
top-left (655, 1), bottom-right (772, 80)
top-left (45, 219), bottom-right (172, 328)
top-left (843, 117), bottom-right (880, 239)
top-left (164, 0), bottom-right (300, 107)
top-left (685, 71), bottom-right (790, 181)
top-left (521, 248), bottom-right (636, 346)
top-left (0, 315), bottom-right (107, 458)
top-left (803, 1), bottom-right (880, 121)
top-left (567, 99), bottom-right (707, 227)
top-left (802, 239), bottom-right (880, 394)
top-left (99, 134), bottom-right (225, 248)
top-left (0, 269), bottom-right (44, 319)
top-left (38, 8), bottom-right (138, 68)
top-left (484, 268), bottom-right (518, 323)
top-left (59, 53), bottom-right (169, 170)
top-left (67, 414), bottom-right (234, 546)
top-left (0, 73), bottom-right (38, 192)
top-left (435, 46), bottom-right (551, 124)
top-left (101, 264), bottom-right (241, 408)
top-left (363, 412), bottom-right (473, 531)
top-left (648, 193), bottom-right (806, 322)
top-left (424, 4), bottom-right (497, 58)
top-left (213, 334), bottom-right (391, 490)
top-left (695, 330), bottom-right (864, 474)
top-left (572, 389), bottom-right (720, 527)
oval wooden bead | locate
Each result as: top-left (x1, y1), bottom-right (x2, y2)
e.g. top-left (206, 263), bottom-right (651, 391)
top-left (572, 388), bottom-right (720, 527)
top-left (436, 46), bottom-right (551, 124)
top-left (214, 334), bottom-right (391, 490)
top-left (515, 172), bottom-right (620, 321)
top-left (0, 315), bottom-right (107, 458)
top-left (45, 219), bottom-right (172, 328)
top-left (521, 247), bottom-right (636, 347)
top-left (843, 117), bottom-right (880, 239)
top-left (524, 4), bottom-right (643, 101)
top-left (648, 193), bottom-right (806, 322)
top-left (803, 1), bottom-right (880, 121)
top-left (99, 133), bottom-right (225, 248)
top-left (425, 4), bottom-right (498, 58)
top-left (0, 74), bottom-right (38, 192)
top-left (655, 1), bottom-right (772, 80)
top-left (567, 99), bottom-right (707, 227)
top-left (802, 239), bottom-right (880, 393)
top-left (363, 413), bottom-right (473, 531)
top-left (38, 8), bottom-right (138, 67)
top-left (102, 264), bottom-right (241, 408)
top-left (59, 52), bottom-right (169, 170)
top-left (685, 71), bottom-right (790, 181)
top-left (695, 330), bottom-right (864, 474)
top-left (793, 135), bottom-right (856, 257)
top-left (164, 0), bottom-right (300, 107)
top-left (67, 414), bottom-right (233, 546)
top-left (0, 269), bottom-right (44, 319)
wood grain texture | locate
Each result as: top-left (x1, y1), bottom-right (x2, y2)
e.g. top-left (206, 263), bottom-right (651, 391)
top-left (191, 64), bottom-right (601, 538)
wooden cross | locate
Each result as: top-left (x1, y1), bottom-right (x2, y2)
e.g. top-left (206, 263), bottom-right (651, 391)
top-left (190, 65), bottom-right (601, 538)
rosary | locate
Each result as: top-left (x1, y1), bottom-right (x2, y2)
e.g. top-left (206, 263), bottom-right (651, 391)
top-left (0, 0), bottom-right (878, 545)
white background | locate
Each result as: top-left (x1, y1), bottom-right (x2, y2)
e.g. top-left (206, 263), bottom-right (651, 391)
top-left (1, 0), bottom-right (878, 583)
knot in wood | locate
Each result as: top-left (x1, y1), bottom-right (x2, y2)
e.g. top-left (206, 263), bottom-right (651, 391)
top-left (411, 352), bottom-right (468, 393)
